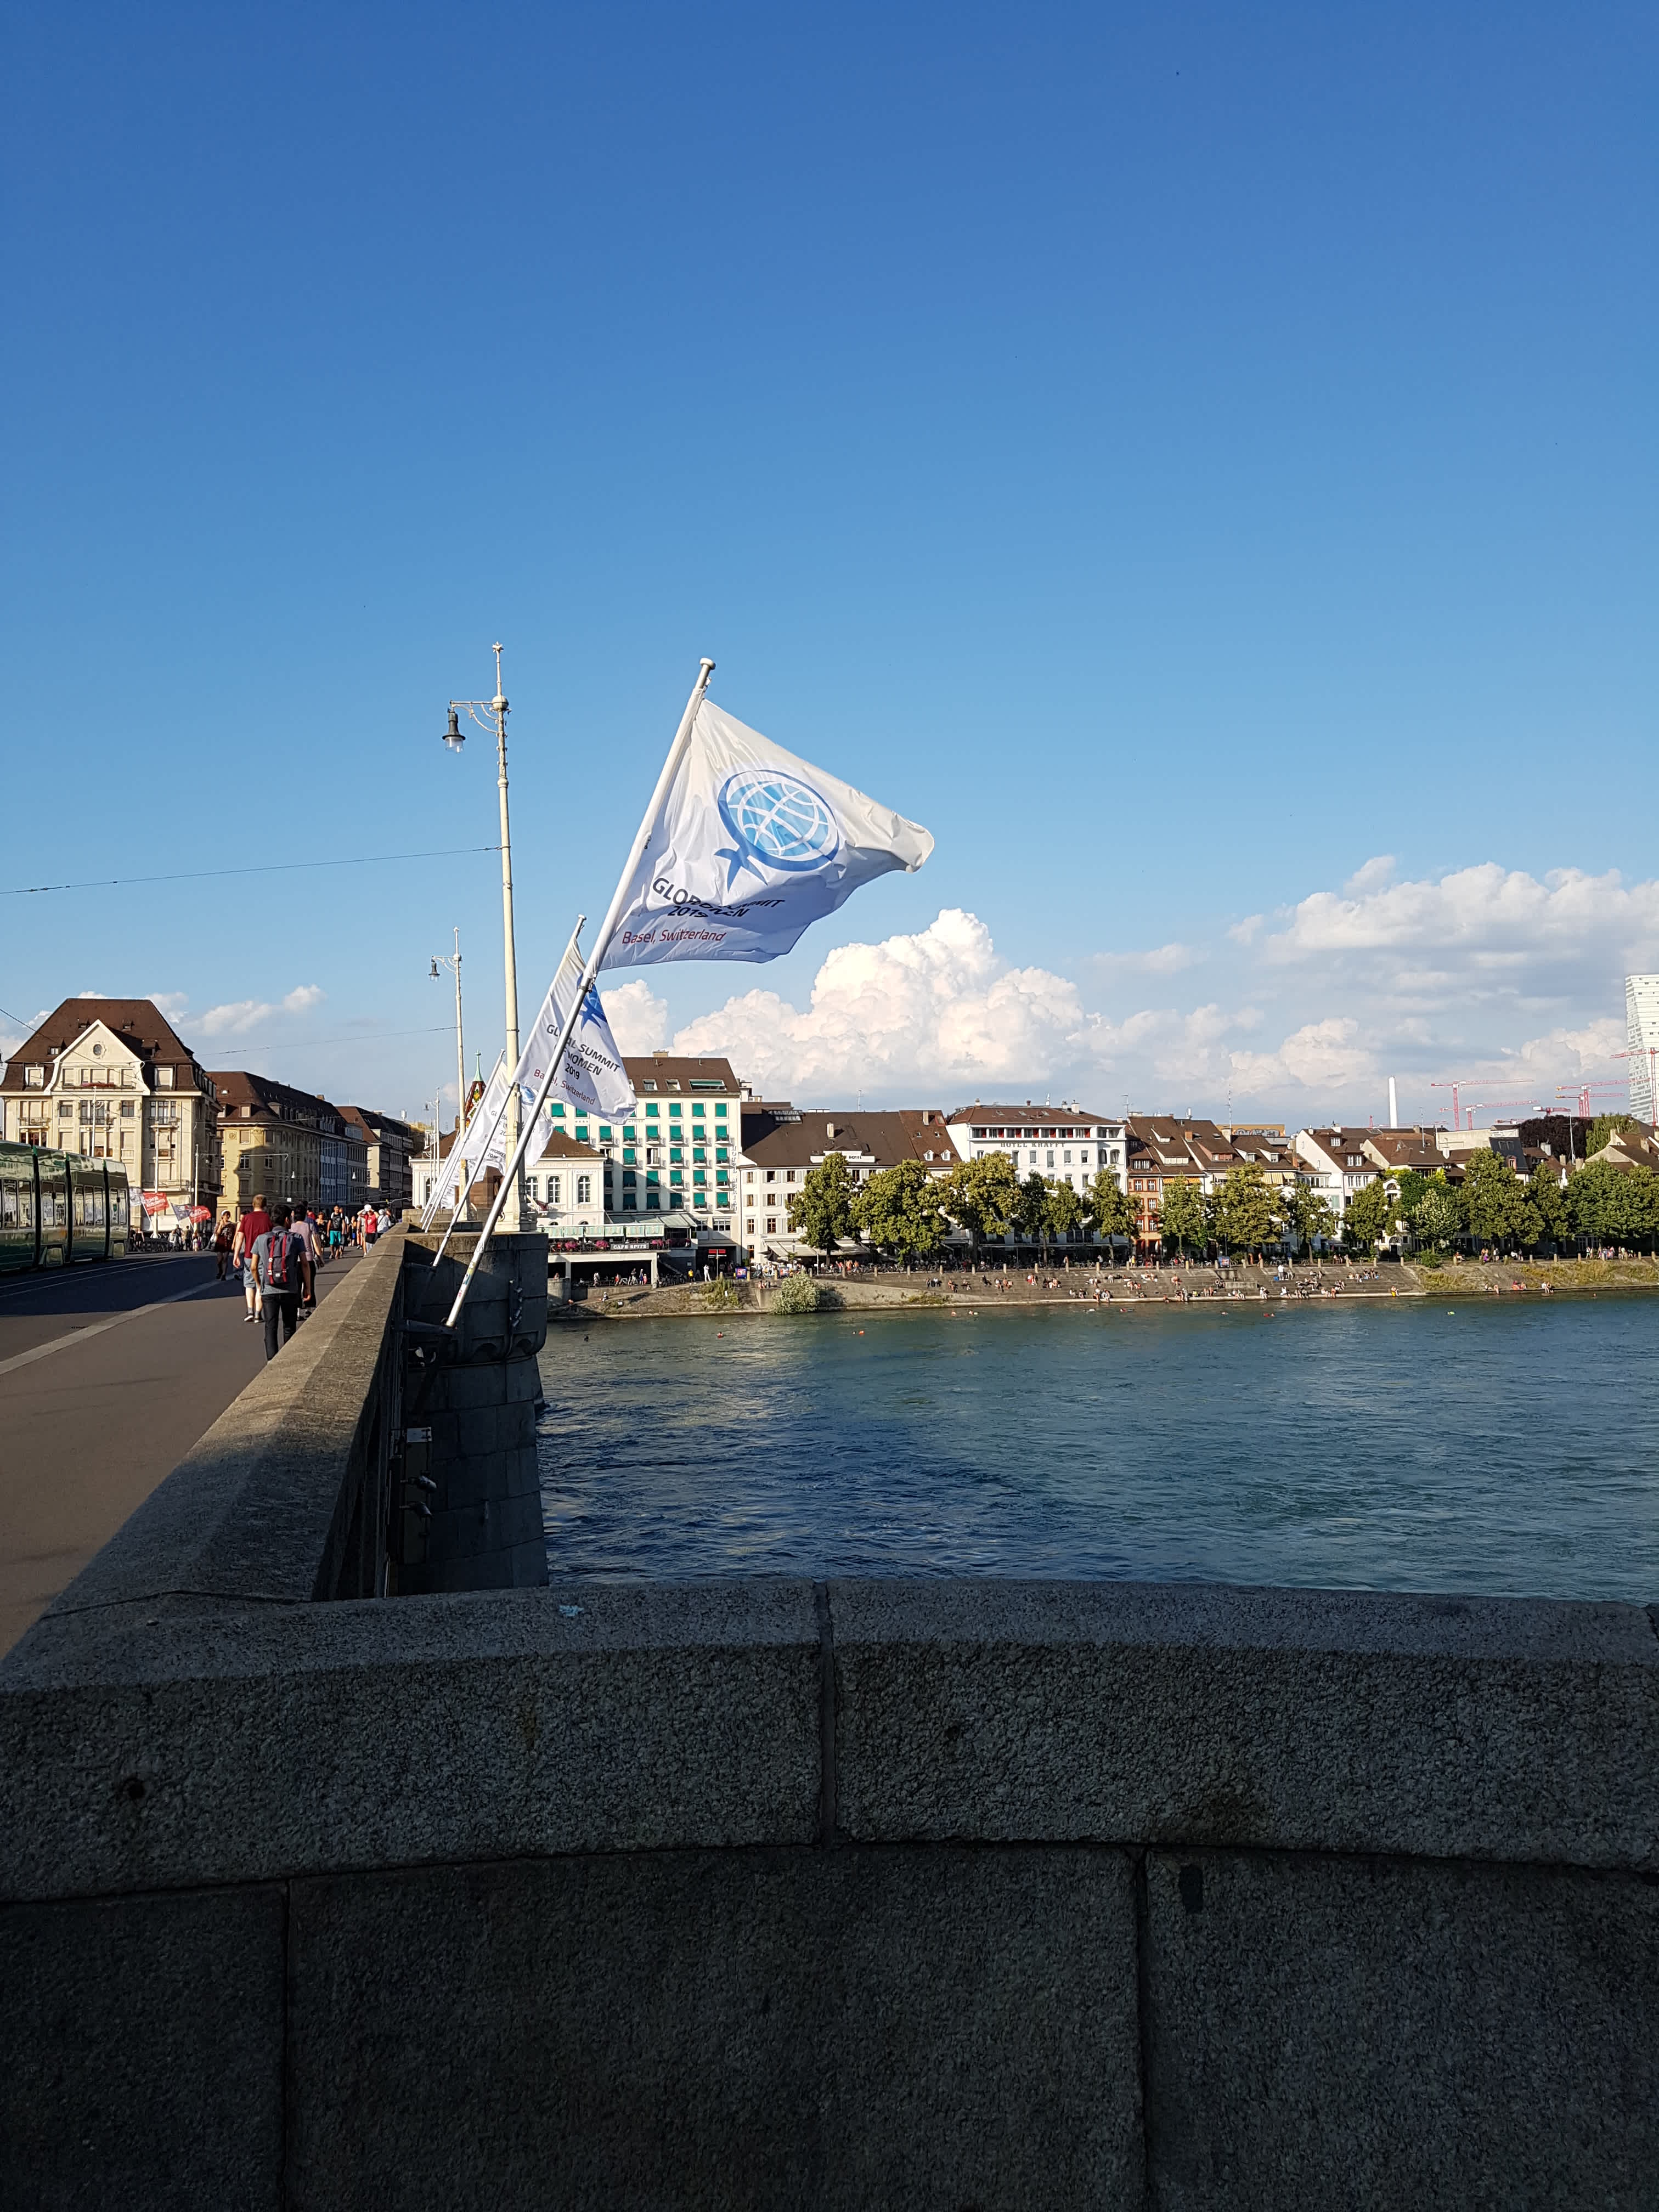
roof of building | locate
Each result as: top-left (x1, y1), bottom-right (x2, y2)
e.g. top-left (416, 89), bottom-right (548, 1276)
top-left (948, 1103), bottom-right (1116, 1131)
top-left (340, 1105), bottom-right (421, 1144)
top-left (210, 1070), bottom-right (347, 1131)
top-left (625, 1055), bottom-right (739, 1094)
top-left (739, 1104), bottom-right (953, 1172)
top-left (1589, 1125), bottom-right (1659, 1172)
top-left (1362, 1131), bottom-right (1449, 1176)
top-left (0, 997), bottom-right (201, 1092)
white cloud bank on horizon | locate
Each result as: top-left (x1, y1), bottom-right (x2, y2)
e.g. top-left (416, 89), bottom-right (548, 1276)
top-left (601, 859), bottom-right (1658, 1120)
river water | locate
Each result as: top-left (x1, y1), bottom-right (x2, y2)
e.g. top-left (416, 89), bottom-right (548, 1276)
top-left (536, 1297), bottom-right (1659, 1600)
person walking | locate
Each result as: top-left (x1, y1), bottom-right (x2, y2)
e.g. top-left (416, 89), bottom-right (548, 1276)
top-left (213, 1212), bottom-right (235, 1281)
top-left (290, 1205), bottom-right (320, 1321)
top-left (253, 1203), bottom-right (308, 1361)
top-left (234, 1192), bottom-right (272, 1324)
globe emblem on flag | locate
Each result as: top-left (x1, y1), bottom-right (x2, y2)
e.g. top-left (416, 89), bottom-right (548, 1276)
top-left (715, 769), bottom-right (840, 886)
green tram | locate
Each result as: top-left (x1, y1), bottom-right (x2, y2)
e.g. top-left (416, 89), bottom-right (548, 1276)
top-left (0, 1142), bottom-right (131, 1272)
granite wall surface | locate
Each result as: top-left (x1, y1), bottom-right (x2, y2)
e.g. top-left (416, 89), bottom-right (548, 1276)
top-left (2, 1237), bottom-right (1654, 2207)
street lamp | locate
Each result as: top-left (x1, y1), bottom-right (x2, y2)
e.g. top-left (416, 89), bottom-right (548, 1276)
top-left (430, 928), bottom-right (465, 1204)
top-left (441, 642), bottom-right (526, 1231)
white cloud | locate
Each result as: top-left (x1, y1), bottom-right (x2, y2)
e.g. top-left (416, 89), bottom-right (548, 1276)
top-left (1228, 1018), bottom-right (1379, 1099)
top-left (147, 991), bottom-right (190, 1018)
top-left (669, 909), bottom-right (1092, 1101)
top-left (636, 861), bottom-right (1646, 1122)
top-left (196, 999), bottom-right (273, 1037)
top-left (283, 984), bottom-right (325, 1014)
top-left (605, 978), bottom-right (670, 1055)
top-left (1263, 863), bottom-right (1659, 974)
top-left (1091, 941), bottom-right (1201, 977)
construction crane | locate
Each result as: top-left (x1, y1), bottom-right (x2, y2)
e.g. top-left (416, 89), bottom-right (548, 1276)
top-left (1464, 1099), bottom-right (1545, 1120)
top-left (1427, 1078), bottom-right (1471, 1130)
top-left (1553, 1081), bottom-right (1626, 1160)
top-left (1610, 1047), bottom-right (1659, 1128)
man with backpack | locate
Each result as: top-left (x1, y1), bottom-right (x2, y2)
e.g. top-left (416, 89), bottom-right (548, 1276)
top-left (252, 1203), bottom-right (311, 1361)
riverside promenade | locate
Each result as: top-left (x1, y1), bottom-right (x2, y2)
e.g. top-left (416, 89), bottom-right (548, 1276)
top-left (0, 1247), bottom-right (359, 1655)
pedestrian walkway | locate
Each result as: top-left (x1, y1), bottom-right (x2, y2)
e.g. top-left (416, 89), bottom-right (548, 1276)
top-left (0, 1248), bottom-right (359, 1655)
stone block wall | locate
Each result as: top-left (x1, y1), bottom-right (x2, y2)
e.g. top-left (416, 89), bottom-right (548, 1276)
top-left (2, 1577), bottom-right (1655, 2208)
top-left (402, 1229), bottom-right (549, 1593)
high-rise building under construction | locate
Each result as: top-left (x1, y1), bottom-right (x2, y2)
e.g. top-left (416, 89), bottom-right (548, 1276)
top-left (1625, 974), bottom-right (1659, 1122)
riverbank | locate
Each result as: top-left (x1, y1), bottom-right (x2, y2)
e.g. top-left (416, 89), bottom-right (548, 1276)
top-left (555, 1252), bottom-right (1659, 1322)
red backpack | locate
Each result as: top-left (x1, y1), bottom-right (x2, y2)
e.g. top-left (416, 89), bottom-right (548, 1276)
top-left (264, 1230), bottom-right (294, 1292)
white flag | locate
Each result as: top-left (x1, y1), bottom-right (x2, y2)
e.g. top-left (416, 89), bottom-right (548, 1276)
top-left (599, 699), bottom-right (933, 969)
top-left (419, 1053), bottom-right (508, 1227)
top-left (517, 961), bottom-right (634, 1119)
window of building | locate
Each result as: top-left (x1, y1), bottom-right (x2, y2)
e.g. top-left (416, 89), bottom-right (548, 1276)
top-left (669, 1146), bottom-right (682, 1164)
top-left (645, 1102), bottom-right (659, 1118)
top-left (623, 1195), bottom-right (636, 1210)
top-left (576, 1176), bottom-right (591, 1206)
top-left (548, 1175), bottom-right (561, 1205)
top-left (693, 1169), bottom-right (706, 1184)
top-left (786, 1169), bottom-right (796, 1183)
top-left (623, 1125), bottom-right (636, 1141)
top-left (646, 1191), bottom-right (659, 1207)
top-left (599, 1126), bottom-right (612, 1141)
top-left (692, 1103), bottom-right (704, 1119)
top-left (765, 1169), bottom-right (775, 1182)
top-left (622, 1148), bottom-right (636, 1165)
top-left (24, 1065), bottom-right (43, 1087)
top-left (766, 1216), bottom-right (777, 1235)
top-left (669, 1103), bottom-right (682, 1120)
top-left (668, 1081), bottom-right (680, 1092)
top-left (622, 1169), bottom-right (636, 1187)
top-left (715, 1147), bottom-right (727, 1164)
top-left (525, 1176), bottom-right (539, 1201)
top-left (692, 1146), bottom-right (705, 1163)
top-left (157, 1066), bottom-right (174, 1088)
top-left (670, 1169), bottom-right (683, 1186)
top-left (58, 1102), bottom-right (72, 1120)
top-left (715, 1102), bottom-right (727, 1120)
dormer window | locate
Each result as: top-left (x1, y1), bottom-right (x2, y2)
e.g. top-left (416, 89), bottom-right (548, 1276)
top-left (157, 1066), bottom-right (174, 1089)
top-left (23, 1065), bottom-right (43, 1087)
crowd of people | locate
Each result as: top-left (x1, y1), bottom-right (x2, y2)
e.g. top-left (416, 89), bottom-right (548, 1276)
top-left (212, 1195), bottom-right (394, 1359)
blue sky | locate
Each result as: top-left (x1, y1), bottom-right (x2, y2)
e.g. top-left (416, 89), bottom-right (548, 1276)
top-left (5, 2), bottom-right (1654, 1124)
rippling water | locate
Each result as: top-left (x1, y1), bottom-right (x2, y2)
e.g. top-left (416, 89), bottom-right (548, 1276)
top-left (536, 1297), bottom-right (1659, 1599)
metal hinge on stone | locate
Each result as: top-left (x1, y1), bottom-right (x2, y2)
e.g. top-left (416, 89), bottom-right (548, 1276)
top-left (400, 1425), bottom-right (437, 1565)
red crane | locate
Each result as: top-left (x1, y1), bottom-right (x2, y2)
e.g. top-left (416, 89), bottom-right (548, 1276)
top-left (1427, 1078), bottom-right (1471, 1130)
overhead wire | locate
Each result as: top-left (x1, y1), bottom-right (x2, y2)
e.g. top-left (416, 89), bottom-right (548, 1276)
top-left (4, 844), bottom-right (503, 896)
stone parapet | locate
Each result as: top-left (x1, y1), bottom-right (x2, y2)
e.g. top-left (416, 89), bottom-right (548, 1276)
top-left (2, 1453), bottom-right (1655, 2204)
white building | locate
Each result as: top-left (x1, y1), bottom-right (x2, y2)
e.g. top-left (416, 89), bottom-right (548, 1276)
top-left (0, 998), bottom-right (219, 1217)
top-left (1626, 974), bottom-right (1659, 1124)
top-left (1293, 1127), bottom-right (1383, 1226)
top-left (944, 1103), bottom-right (1127, 1192)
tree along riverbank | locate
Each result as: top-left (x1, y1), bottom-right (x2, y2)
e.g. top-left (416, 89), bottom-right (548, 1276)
top-left (555, 1252), bottom-right (1659, 1323)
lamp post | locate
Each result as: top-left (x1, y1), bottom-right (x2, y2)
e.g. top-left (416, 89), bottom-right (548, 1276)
top-left (430, 928), bottom-right (465, 1207)
top-left (442, 643), bottom-right (526, 1231)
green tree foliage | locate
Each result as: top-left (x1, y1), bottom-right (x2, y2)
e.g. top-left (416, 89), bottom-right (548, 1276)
top-left (1042, 1177), bottom-right (1086, 1246)
top-left (1461, 1150), bottom-right (1537, 1252)
top-left (1341, 1177), bottom-right (1392, 1252)
top-left (852, 1160), bottom-right (947, 1261)
top-left (1158, 1176), bottom-right (1207, 1258)
top-left (1526, 1166), bottom-right (1570, 1248)
top-left (788, 1152), bottom-right (857, 1256)
top-left (1213, 1163), bottom-right (1281, 1257)
top-left (1413, 1183), bottom-right (1463, 1254)
top-left (1015, 1171), bottom-right (1051, 1246)
top-left (942, 1150), bottom-right (1022, 1248)
top-left (1567, 1160), bottom-right (1659, 1248)
top-left (1279, 1182), bottom-right (1336, 1255)
top-left (1087, 1170), bottom-right (1137, 1250)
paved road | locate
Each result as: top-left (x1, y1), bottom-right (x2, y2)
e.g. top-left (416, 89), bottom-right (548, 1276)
top-left (0, 1248), bottom-right (359, 1656)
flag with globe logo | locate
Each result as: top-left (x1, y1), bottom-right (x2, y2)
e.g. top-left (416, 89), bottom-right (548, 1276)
top-left (600, 699), bottom-right (934, 968)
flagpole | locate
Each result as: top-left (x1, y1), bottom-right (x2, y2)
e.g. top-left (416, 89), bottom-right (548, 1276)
top-left (428, 918), bottom-right (585, 1266)
top-left (441, 657), bottom-right (715, 1331)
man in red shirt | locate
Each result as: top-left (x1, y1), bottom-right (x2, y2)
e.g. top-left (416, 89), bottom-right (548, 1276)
top-left (233, 1191), bottom-right (272, 1324)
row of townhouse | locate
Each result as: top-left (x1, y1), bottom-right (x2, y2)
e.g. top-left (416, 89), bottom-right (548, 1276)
top-left (415, 1074), bottom-right (1137, 1263)
top-left (0, 998), bottom-right (419, 1222)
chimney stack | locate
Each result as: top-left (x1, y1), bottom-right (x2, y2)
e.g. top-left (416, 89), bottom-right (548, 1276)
top-left (1388, 1076), bottom-right (1398, 1128)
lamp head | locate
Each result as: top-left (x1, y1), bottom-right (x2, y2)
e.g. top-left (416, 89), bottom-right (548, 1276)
top-left (430, 958), bottom-right (440, 979)
top-left (442, 706), bottom-right (464, 752)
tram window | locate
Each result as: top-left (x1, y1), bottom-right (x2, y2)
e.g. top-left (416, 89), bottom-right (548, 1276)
top-left (1, 1180), bottom-right (16, 1229)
